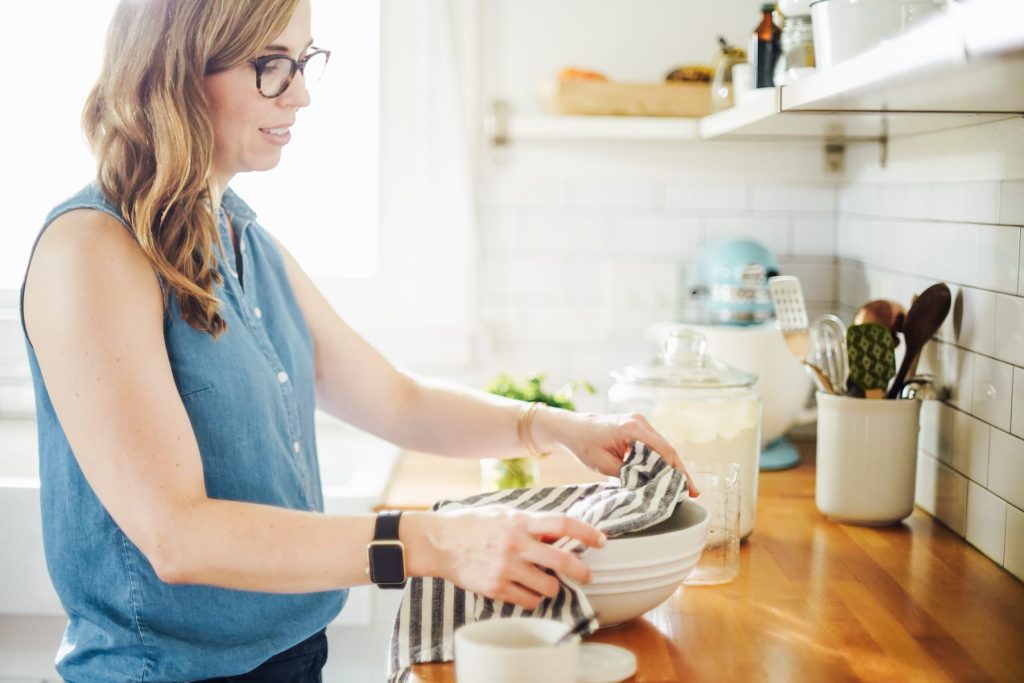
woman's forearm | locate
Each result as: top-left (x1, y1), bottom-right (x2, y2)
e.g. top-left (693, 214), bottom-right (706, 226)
top-left (156, 501), bottom-right (439, 593)
top-left (383, 377), bottom-right (567, 460)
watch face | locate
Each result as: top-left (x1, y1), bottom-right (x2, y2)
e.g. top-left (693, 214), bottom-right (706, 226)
top-left (369, 542), bottom-right (406, 585)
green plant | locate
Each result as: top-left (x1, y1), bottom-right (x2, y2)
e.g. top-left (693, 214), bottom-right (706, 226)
top-left (482, 373), bottom-right (596, 490)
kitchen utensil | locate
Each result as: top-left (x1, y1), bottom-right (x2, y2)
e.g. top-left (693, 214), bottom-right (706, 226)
top-left (810, 0), bottom-right (947, 70)
top-left (815, 392), bottom-right (921, 524)
top-left (854, 299), bottom-right (906, 347)
top-left (846, 322), bottom-right (896, 399)
top-left (608, 329), bottom-right (761, 537)
top-left (802, 360), bottom-right (835, 395)
top-left (768, 275), bottom-right (810, 359)
top-left (886, 283), bottom-right (952, 399)
top-left (683, 462), bottom-right (741, 586)
top-left (810, 314), bottom-right (847, 393)
top-left (898, 374), bottom-right (947, 401)
top-left (710, 36), bottom-right (749, 112)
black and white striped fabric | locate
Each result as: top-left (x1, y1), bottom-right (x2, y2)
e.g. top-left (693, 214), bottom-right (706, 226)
top-left (387, 441), bottom-right (687, 682)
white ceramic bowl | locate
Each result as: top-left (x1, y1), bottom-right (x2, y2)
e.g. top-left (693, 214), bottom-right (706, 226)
top-left (589, 549), bottom-right (704, 585)
top-left (583, 579), bottom-right (685, 628)
top-left (810, 0), bottom-right (947, 69)
top-left (582, 501), bottom-right (709, 627)
top-left (585, 499), bottom-right (709, 570)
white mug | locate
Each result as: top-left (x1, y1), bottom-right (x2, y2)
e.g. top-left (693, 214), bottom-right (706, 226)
top-left (454, 617), bottom-right (579, 683)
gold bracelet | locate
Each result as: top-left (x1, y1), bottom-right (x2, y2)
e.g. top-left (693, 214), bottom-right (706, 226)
top-left (517, 402), bottom-right (551, 459)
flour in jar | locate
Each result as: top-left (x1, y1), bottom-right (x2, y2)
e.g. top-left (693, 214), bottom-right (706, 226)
top-left (651, 397), bottom-right (760, 537)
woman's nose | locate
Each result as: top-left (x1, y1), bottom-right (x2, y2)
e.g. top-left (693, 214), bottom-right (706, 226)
top-left (280, 71), bottom-right (312, 109)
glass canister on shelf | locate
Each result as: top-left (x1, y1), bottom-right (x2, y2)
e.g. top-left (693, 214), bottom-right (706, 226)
top-left (608, 328), bottom-right (762, 538)
top-left (774, 5), bottom-right (816, 85)
top-left (710, 36), bottom-right (748, 112)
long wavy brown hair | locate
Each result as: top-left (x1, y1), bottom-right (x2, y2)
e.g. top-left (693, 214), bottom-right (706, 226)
top-left (83, 0), bottom-right (301, 337)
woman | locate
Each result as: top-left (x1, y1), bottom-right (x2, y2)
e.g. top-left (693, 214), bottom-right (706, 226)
top-left (20, 0), bottom-right (695, 680)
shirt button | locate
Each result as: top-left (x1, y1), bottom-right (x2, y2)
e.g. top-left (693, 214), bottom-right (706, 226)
top-left (240, 242), bottom-right (247, 253)
top-left (254, 307), bottom-right (262, 319)
top-left (293, 441), bottom-right (301, 454)
top-left (277, 371), bottom-right (289, 384)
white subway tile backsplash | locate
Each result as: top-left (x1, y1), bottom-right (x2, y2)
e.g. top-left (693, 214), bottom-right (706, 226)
top-left (993, 294), bottom-right (1024, 367)
top-left (917, 341), bottom-right (974, 412)
top-left (790, 215), bottom-right (836, 256)
top-left (919, 399), bottom-right (953, 461)
top-left (915, 451), bottom-right (968, 536)
top-left (479, 177), bottom-right (568, 210)
top-left (1013, 367), bottom-right (1024, 439)
top-left (750, 183), bottom-right (837, 213)
top-left (954, 287), bottom-right (995, 356)
top-left (701, 215), bottom-right (789, 256)
top-left (777, 259), bottom-right (836, 304)
top-left (974, 225), bottom-right (1020, 294)
top-left (989, 428), bottom-right (1024, 510)
top-left (610, 215), bottom-right (699, 259)
top-left (1005, 504), bottom-right (1024, 582)
top-left (521, 214), bottom-right (614, 255)
top-left (957, 410), bottom-right (991, 484)
top-left (999, 179), bottom-right (1024, 226)
top-left (570, 179), bottom-right (660, 210)
top-left (972, 355), bottom-right (1013, 431)
top-left (1019, 235), bottom-right (1024, 296)
top-left (663, 182), bottom-right (748, 211)
top-left (966, 482), bottom-right (1007, 564)
top-left (928, 182), bottom-right (1001, 225)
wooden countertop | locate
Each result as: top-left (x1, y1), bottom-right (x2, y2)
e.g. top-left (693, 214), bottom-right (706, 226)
top-left (381, 441), bottom-right (1024, 682)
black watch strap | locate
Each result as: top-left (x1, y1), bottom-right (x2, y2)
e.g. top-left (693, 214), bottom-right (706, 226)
top-left (374, 509), bottom-right (403, 541)
top-left (368, 510), bottom-right (406, 589)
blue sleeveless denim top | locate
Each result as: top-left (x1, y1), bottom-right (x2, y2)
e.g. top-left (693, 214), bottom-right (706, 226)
top-left (20, 183), bottom-right (346, 682)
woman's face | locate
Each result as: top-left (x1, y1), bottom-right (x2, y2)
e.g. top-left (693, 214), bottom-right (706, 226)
top-left (203, 0), bottom-right (313, 188)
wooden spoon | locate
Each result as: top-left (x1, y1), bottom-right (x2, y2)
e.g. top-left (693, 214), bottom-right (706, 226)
top-left (886, 284), bottom-right (952, 399)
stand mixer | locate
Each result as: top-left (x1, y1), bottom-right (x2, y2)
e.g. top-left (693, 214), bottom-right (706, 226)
top-left (650, 239), bottom-right (814, 470)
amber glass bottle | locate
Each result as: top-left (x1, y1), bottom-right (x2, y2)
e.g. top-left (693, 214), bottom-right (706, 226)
top-left (751, 4), bottom-right (781, 88)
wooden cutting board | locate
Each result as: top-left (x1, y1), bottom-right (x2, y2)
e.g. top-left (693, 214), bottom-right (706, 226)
top-left (541, 80), bottom-right (712, 118)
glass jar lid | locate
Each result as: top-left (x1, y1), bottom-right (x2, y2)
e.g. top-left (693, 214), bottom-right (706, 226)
top-left (613, 328), bottom-right (758, 389)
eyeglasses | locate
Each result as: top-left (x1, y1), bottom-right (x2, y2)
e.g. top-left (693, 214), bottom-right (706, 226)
top-left (249, 48), bottom-right (331, 98)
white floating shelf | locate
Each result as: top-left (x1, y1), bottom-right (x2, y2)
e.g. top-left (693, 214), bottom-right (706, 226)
top-left (507, 114), bottom-right (700, 142)
top-left (496, 2), bottom-right (1024, 146)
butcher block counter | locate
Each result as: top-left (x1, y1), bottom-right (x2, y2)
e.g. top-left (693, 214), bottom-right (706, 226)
top-left (380, 440), bottom-right (1024, 682)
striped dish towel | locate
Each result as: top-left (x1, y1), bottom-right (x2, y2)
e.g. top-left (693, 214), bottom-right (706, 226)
top-left (387, 441), bottom-right (686, 682)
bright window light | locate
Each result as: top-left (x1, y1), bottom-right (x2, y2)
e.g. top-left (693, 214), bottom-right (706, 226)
top-left (2, 1), bottom-right (379, 290)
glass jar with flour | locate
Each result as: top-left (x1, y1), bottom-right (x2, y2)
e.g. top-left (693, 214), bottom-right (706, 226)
top-left (609, 328), bottom-right (762, 538)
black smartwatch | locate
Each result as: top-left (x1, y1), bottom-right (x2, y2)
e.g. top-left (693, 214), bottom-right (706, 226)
top-left (367, 510), bottom-right (407, 589)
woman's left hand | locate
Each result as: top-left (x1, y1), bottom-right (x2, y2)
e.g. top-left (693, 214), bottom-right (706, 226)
top-left (533, 408), bottom-right (699, 497)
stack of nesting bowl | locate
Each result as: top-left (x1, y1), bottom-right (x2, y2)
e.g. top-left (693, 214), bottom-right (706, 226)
top-left (582, 499), bottom-right (710, 627)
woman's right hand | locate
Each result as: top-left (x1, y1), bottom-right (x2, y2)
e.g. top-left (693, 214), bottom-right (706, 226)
top-left (415, 506), bottom-right (606, 610)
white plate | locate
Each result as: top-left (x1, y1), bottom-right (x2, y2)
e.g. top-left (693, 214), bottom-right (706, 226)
top-left (577, 643), bottom-right (637, 683)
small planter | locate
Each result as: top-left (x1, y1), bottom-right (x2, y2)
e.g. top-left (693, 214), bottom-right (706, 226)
top-left (480, 457), bottom-right (540, 491)
top-left (815, 392), bottom-right (921, 525)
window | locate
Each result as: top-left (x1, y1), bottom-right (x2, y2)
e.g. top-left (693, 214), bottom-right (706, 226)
top-left (2, 1), bottom-right (380, 289)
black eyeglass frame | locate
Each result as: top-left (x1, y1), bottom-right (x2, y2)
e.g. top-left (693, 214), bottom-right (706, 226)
top-left (248, 48), bottom-right (331, 98)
